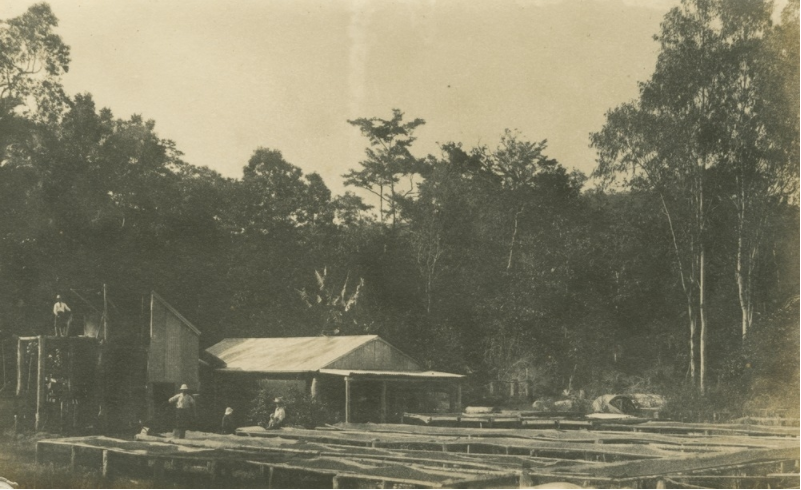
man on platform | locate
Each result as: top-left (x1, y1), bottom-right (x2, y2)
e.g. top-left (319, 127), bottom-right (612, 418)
top-left (53, 295), bottom-right (71, 337)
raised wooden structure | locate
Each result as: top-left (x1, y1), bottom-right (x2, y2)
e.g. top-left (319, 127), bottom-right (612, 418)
top-left (15, 335), bottom-right (101, 431)
top-left (34, 421), bottom-right (800, 488)
top-left (402, 411), bottom-right (801, 435)
top-left (15, 291), bottom-right (199, 433)
top-left (205, 335), bottom-right (463, 424)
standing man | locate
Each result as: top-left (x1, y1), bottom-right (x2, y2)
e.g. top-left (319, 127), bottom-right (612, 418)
top-left (168, 384), bottom-right (196, 438)
top-left (53, 295), bottom-right (71, 337)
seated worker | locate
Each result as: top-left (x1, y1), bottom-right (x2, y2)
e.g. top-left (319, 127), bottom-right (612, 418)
top-left (267, 397), bottom-right (286, 429)
top-left (221, 407), bottom-right (236, 435)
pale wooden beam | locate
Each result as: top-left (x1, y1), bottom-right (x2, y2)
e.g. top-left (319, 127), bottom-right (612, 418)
top-left (35, 336), bottom-right (45, 431)
top-left (380, 381), bottom-right (387, 423)
top-left (344, 377), bottom-right (351, 424)
top-left (16, 337), bottom-right (22, 396)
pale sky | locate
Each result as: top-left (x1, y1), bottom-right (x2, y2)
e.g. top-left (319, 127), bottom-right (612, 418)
top-left (3, 0), bottom-right (684, 195)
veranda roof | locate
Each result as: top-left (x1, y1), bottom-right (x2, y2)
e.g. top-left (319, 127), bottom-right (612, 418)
top-left (320, 369), bottom-right (464, 379)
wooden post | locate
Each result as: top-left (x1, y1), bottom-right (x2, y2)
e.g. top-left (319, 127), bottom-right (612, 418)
top-left (35, 336), bottom-right (45, 431)
top-left (16, 338), bottom-right (22, 396)
top-left (68, 342), bottom-right (75, 430)
top-left (311, 377), bottom-right (319, 402)
top-left (153, 458), bottom-right (165, 483)
top-left (380, 381), bottom-right (387, 423)
top-left (344, 377), bottom-right (351, 424)
top-left (456, 382), bottom-right (462, 413)
top-left (332, 475), bottom-right (341, 489)
top-left (146, 382), bottom-right (155, 422)
top-left (102, 283), bottom-right (108, 341)
top-left (449, 384), bottom-right (455, 412)
top-left (519, 464), bottom-right (533, 488)
top-left (97, 343), bottom-right (106, 435)
top-left (102, 450), bottom-right (111, 479)
top-left (267, 466), bottom-right (274, 488)
top-left (70, 446), bottom-right (79, 471)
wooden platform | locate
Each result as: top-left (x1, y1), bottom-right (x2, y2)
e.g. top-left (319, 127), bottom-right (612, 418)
top-left (35, 434), bottom-right (519, 488)
top-left (34, 422), bottom-right (800, 488)
top-left (402, 412), bottom-right (800, 437)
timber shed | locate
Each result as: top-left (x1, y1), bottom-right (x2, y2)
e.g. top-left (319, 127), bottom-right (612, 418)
top-left (15, 290), bottom-right (200, 433)
top-left (204, 335), bottom-right (463, 424)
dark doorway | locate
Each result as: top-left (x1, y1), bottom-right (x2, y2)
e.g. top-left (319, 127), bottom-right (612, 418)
top-left (151, 382), bottom-right (176, 431)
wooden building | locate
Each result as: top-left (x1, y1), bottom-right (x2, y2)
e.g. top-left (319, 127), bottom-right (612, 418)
top-left (146, 292), bottom-right (201, 423)
top-left (204, 335), bottom-right (463, 424)
top-left (15, 291), bottom-right (200, 433)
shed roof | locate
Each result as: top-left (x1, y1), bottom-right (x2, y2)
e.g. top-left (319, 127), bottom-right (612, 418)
top-left (206, 335), bottom-right (388, 373)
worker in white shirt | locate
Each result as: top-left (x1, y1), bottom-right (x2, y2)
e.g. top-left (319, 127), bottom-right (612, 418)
top-left (267, 397), bottom-right (286, 429)
top-left (53, 295), bottom-right (71, 337)
top-left (168, 384), bottom-right (196, 438)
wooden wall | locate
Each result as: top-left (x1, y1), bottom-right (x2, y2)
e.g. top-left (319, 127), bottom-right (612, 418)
top-left (147, 294), bottom-right (199, 390)
top-left (326, 338), bottom-right (421, 371)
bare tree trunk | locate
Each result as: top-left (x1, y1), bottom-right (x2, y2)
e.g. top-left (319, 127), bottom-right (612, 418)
top-left (661, 194), bottom-right (697, 385)
top-left (736, 217), bottom-right (750, 340)
top-left (698, 158), bottom-right (707, 395)
top-left (378, 184), bottom-right (384, 223)
top-left (425, 236), bottom-right (441, 314)
top-left (688, 309), bottom-right (696, 384)
top-left (390, 182), bottom-right (396, 227)
top-left (735, 187), bottom-right (761, 342)
top-left (506, 205), bottom-right (524, 271)
top-left (699, 246), bottom-right (706, 395)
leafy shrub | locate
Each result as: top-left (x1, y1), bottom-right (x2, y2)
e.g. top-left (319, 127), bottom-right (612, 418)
top-left (250, 386), bottom-right (334, 429)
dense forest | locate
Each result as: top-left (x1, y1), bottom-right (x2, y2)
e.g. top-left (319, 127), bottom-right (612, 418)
top-left (0, 1), bottom-right (798, 416)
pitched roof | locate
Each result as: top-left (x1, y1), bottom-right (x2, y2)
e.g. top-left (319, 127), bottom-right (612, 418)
top-left (152, 291), bottom-right (201, 336)
top-left (205, 335), bottom-right (382, 373)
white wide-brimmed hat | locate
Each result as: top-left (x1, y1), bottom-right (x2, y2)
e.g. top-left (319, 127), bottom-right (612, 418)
top-left (180, 384), bottom-right (189, 391)
top-left (225, 407), bottom-right (233, 415)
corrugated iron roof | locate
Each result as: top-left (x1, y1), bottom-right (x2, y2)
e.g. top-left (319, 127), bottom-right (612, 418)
top-left (205, 335), bottom-right (381, 372)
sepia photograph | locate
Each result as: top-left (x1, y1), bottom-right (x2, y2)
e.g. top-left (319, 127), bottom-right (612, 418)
top-left (0, 0), bottom-right (798, 488)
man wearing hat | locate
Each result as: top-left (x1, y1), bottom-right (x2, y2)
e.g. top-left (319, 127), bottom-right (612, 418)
top-left (221, 407), bottom-right (236, 435)
top-left (267, 397), bottom-right (286, 429)
top-left (53, 295), bottom-right (71, 337)
top-left (168, 384), bottom-right (196, 438)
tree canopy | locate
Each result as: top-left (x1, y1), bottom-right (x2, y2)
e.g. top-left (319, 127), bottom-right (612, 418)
top-left (0, 1), bottom-right (797, 417)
